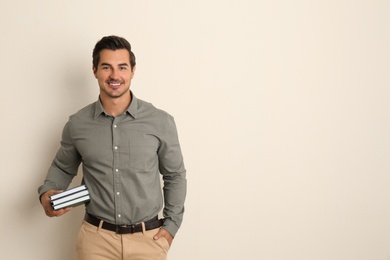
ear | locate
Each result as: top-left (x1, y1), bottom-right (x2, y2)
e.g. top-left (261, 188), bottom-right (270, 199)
top-left (92, 65), bottom-right (98, 78)
top-left (131, 65), bottom-right (136, 79)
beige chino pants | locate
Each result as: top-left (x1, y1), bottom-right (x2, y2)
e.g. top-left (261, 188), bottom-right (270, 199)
top-left (76, 220), bottom-right (170, 260)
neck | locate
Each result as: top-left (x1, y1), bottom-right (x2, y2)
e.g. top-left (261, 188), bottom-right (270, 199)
top-left (100, 90), bottom-right (132, 117)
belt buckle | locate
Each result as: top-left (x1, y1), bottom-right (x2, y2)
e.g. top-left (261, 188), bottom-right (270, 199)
top-left (116, 224), bottom-right (135, 234)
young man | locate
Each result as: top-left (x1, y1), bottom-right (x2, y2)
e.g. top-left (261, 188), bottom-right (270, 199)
top-left (38, 35), bottom-right (187, 260)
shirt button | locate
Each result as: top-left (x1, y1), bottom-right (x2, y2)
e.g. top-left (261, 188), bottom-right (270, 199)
top-left (115, 169), bottom-right (119, 172)
top-left (118, 214), bottom-right (121, 218)
top-left (114, 146), bottom-right (118, 150)
top-left (114, 125), bottom-right (117, 128)
top-left (116, 192), bottom-right (120, 195)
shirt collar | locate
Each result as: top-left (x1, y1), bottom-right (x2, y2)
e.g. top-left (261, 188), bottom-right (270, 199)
top-left (93, 91), bottom-right (138, 119)
top-left (126, 91), bottom-right (138, 118)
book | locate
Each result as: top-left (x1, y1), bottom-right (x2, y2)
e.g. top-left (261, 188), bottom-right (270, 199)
top-left (51, 190), bottom-right (90, 206)
top-left (53, 195), bottom-right (90, 210)
top-left (49, 185), bottom-right (87, 201)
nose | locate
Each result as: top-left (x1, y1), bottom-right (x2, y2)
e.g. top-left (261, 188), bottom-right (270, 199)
top-left (109, 68), bottom-right (119, 80)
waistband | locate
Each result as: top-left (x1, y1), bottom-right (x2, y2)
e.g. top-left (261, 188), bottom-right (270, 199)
top-left (84, 213), bottom-right (163, 234)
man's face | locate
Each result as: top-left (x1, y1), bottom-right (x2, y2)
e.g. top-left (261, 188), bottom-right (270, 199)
top-left (93, 49), bottom-right (135, 99)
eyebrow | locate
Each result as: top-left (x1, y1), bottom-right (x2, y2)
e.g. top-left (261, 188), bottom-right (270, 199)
top-left (100, 62), bottom-right (129, 67)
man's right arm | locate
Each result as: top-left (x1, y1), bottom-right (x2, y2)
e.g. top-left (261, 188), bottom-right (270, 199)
top-left (38, 120), bottom-right (82, 216)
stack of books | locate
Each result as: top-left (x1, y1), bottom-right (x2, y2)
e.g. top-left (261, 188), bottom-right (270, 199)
top-left (50, 185), bottom-right (90, 210)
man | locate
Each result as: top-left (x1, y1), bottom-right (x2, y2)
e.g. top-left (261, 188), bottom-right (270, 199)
top-left (38, 35), bottom-right (187, 260)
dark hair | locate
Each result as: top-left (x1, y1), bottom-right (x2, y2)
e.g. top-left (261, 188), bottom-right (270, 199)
top-left (92, 35), bottom-right (136, 70)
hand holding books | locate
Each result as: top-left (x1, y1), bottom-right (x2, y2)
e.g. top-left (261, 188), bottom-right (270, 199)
top-left (50, 185), bottom-right (90, 210)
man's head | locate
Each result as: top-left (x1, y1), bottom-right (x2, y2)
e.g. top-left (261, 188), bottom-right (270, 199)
top-left (92, 35), bottom-right (136, 71)
top-left (92, 36), bottom-right (136, 101)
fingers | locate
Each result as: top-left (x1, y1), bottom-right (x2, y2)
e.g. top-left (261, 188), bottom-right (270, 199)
top-left (45, 206), bottom-right (72, 217)
top-left (54, 207), bottom-right (73, 217)
top-left (153, 228), bottom-right (174, 246)
top-left (40, 190), bottom-right (72, 217)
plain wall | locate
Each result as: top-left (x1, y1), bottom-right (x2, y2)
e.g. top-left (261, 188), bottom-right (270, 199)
top-left (1, 0), bottom-right (389, 259)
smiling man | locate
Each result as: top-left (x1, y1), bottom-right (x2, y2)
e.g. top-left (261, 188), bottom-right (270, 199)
top-left (38, 36), bottom-right (187, 260)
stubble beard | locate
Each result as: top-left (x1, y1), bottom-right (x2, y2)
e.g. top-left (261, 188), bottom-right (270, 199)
top-left (100, 83), bottom-right (130, 99)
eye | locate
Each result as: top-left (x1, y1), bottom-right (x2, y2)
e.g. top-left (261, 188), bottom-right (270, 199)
top-left (120, 66), bottom-right (128, 70)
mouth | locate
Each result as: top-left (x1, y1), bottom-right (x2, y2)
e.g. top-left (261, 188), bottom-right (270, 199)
top-left (107, 81), bottom-right (123, 88)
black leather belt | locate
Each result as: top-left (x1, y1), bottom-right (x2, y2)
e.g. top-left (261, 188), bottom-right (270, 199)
top-left (85, 213), bottom-right (163, 234)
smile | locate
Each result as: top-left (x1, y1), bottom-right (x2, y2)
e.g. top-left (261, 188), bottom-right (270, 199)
top-left (108, 82), bottom-right (122, 87)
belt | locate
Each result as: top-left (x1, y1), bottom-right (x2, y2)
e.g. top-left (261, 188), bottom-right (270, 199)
top-left (85, 213), bottom-right (163, 234)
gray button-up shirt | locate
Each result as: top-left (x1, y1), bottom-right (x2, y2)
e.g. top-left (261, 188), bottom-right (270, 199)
top-left (38, 93), bottom-right (187, 236)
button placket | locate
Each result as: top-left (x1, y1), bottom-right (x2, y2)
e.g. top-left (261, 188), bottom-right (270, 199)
top-left (112, 119), bottom-right (122, 222)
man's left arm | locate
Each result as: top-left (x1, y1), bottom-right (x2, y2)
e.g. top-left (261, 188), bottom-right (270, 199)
top-left (157, 114), bottom-right (187, 239)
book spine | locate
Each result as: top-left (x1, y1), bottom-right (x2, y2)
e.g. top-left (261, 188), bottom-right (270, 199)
top-left (51, 190), bottom-right (89, 206)
top-left (49, 185), bottom-right (87, 200)
top-left (53, 195), bottom-right (90, 210)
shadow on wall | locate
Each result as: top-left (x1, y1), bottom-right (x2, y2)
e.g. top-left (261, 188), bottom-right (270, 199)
top-left (15, 168), bottom-right (85, 259)
top-left (27, 56), bottom-right (94, 259)
top-left (61, 56), bottom-right (97, 113)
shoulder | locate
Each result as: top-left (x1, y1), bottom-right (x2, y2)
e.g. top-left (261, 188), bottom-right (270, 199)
top-left (137, 98), bottom-right (174, 121)
top-left (68, 102), bottom-right (97, 124)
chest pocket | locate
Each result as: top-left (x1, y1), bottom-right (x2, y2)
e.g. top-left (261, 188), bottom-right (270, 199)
top-left (128, 135), bottom-right (159, 171)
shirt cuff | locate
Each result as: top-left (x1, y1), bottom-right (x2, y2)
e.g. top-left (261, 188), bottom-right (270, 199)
top-left (37, 182), bottom-right (61, 199)
top-left (162, 218), bottom-right (180, 237)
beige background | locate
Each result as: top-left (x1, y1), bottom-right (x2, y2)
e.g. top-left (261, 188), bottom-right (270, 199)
top-left (0, 0), bottom-right (389, 259)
